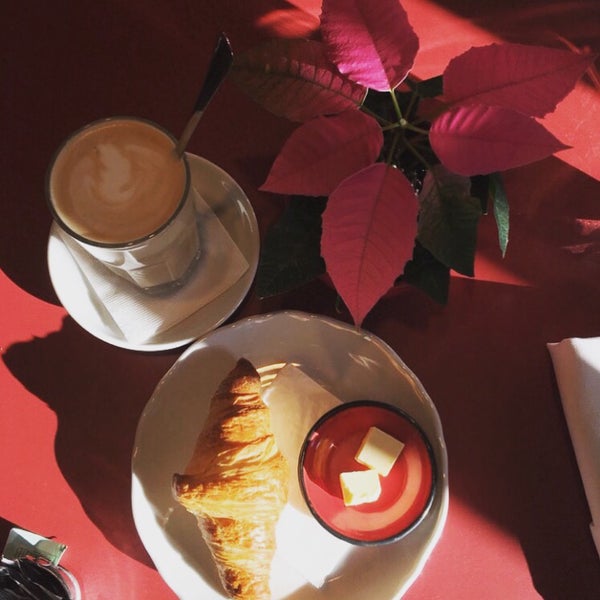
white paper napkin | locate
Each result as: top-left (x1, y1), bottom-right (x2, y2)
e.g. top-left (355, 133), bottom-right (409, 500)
top-left (264, 364), bottom-right (354, 589)
top-left (547, 336), bottom-right (600, 558)
top-left (57, 192), bottom-right (249, 345)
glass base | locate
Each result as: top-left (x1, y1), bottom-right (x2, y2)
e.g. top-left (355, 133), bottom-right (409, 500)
top-left (140, 247), bottom-right (203, 296)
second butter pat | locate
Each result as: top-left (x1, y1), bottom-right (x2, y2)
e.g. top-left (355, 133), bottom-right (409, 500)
top-left (339, 470), bottom-right (381, 506)
top-left (355, 426), bottom-right (405, 476)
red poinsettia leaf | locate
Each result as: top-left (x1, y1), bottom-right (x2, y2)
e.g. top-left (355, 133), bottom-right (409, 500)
top-left (444, 42), bottom-right (597, 117)
top-left (260, 110), bottom-right (383, 196)
top-left (321, 163), bottom-right (418, 325)
top-left (231, 38), bottom-right (367, 122)
top-left (321, 0), bottom-right (419, 91)
top-left (430, 104), bottom-right (570, 176)
top-left (255, 7), bottom-right (320, 38)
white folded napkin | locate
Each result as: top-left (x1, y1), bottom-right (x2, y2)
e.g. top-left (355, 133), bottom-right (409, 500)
top-left (57, 192), bottom-right (248, 345)
top-left (264, 364), bottom-right (354, 589)
top-left (547, 337), bottom-right (600, 558)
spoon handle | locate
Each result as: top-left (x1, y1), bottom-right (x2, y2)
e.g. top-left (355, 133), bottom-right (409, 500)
top-left (176, 32), bottom-right (233, 157)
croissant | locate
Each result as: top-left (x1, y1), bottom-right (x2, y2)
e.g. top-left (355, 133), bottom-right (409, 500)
top-left (172, 358), bottom-right (289, 600)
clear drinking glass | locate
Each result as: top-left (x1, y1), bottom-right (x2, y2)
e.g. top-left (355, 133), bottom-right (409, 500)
top-left (46, 116), bottom-right (201, 294)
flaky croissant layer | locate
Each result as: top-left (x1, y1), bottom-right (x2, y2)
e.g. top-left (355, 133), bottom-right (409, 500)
top-left (173, 358), bottom-right (289, 600)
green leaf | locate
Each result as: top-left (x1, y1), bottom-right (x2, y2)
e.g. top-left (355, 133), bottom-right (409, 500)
top-left (490, 172), bottom-right (510, 256)
top-left (400, 241), bottom-right (450, 304)
top-left (469, 173), bottom-right (509, 255)
top-left (470, 174), bottom-right (490, 213)
top-left (408, 75), bottom-right (444, 98)
top-left (417, 164), bottom-right (482, 276)
top-left (255, 197), bottom-right (327, 298)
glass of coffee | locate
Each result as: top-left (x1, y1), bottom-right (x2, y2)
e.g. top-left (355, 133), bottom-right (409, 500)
top-left (46, 117), bottom-right (202, 294)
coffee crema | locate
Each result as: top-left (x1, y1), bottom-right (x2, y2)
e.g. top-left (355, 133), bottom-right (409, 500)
top-left (49, 118), bottom-right (186, 244)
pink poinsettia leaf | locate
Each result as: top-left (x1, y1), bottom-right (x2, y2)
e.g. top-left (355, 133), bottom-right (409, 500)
top-left (430, 104), bottom-right (570, 176)
top-left (260, 110), bottom-right (383, 196)
top-left (231, 38), bottom-right (367, 122)
top-left (444, 42), bottom-right (597, 117)
top-left (321, 163), bottom-right (418, 325)
top-left (321, 0), bottom-right (419, 91)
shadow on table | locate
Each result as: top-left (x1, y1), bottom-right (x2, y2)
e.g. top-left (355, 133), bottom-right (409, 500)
top-left (431, 0), bottom-right (599, 54)
top-left (0, 517), bottom-right (16, 552)
top-left (367, 271), bottom-right (600, 599)
top-left (3, 278), bottom-right (600, 598)
top-left (2, 316), bottom-right (178, 569)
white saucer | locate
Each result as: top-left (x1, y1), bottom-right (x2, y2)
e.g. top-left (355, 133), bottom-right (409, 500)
top-left (47, 154), bottom-right (259, 352)
top-left (132, 311), bottom-right (449, 600)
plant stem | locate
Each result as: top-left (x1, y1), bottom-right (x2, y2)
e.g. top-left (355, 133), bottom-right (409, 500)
top-left (405, 90), bottom-right (418, 120)
top-left (409, 134), bottom-right (431, 149)
top-left (403, 122), bottom-right (430, 136)
top-left (390, 90), bottom-right (403, 121)
top-left (402, 137), bottom-right (433, 171)
top-left (360, 104), bottom-right (393, 127)
top-left (387, 130), bottom-right (402, 165)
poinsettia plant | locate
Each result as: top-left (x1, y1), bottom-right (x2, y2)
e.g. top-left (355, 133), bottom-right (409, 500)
top-left (230, 0), bottom-right (596, 326)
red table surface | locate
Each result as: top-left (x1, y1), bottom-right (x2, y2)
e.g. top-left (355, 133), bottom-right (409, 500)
top-left (2, 1), bottom-right (599, 599)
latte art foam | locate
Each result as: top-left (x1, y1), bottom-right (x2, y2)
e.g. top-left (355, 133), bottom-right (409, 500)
top-left (50, 118), bottom-right (186, 244)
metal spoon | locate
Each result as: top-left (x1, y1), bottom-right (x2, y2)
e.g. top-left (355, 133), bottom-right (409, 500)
top-left (175, 32), bottom-right (234, 157)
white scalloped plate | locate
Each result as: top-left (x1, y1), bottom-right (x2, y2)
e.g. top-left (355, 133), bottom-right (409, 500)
top-left (132, 311), bottom-right (449, 599)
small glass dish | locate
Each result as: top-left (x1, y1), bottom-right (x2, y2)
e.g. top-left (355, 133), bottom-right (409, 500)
top-left (299, 400), bottom-right (437, 545)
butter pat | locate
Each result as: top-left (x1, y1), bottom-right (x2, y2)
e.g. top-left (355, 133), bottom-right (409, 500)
top-left (339, 470), bottom-right (381, 506)
top-left (355, 426), bottom-right (404, 476)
